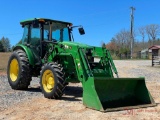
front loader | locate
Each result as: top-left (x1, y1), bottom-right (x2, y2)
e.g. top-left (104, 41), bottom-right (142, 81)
top-left (7, 18), bottom-right (156, 112)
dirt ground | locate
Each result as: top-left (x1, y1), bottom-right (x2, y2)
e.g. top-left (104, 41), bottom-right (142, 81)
top-left (0, 52), bottom-right (11, 73)
top-left (0, 52), bottom-right (11, 75)
top-left (0, 60), bottom-right (160, 120)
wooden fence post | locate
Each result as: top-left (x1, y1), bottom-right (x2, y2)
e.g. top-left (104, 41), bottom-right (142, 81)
top-left (152, 55), bottom-right (154, 66)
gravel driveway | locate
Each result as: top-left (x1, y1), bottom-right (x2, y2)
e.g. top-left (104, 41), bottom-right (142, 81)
top-left (0, 60), bottom-right (160, 120)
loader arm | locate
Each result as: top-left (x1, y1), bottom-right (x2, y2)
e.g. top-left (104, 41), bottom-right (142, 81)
top-left (105, 49), bottom-right (119, 77)
top-left (79, 48), bottom-right (93, 78)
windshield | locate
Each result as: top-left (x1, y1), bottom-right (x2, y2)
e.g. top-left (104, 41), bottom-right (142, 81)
top-left (43, 23), bottom-right (70, 41)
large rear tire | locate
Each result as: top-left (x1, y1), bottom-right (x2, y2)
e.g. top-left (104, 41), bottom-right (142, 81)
top-left (40, 62), bottom-right (66, 99)
top-left (7, 49), bottom-right (32, 89)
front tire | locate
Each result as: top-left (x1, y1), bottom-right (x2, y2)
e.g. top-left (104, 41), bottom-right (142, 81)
top-left (7, 49), bottom-right (31, 89)
top-left (40, 62), bottom-right (66, 99)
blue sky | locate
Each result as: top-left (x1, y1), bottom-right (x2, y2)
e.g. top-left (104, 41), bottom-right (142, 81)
top-left (0, 0), bottom-right (160, 47)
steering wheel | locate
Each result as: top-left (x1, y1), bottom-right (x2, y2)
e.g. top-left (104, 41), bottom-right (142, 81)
top-left (52, 39), bottom-right (57, 42)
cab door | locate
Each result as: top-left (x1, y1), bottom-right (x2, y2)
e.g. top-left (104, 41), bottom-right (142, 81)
top-left (29, 24), bottom-right (41, 64)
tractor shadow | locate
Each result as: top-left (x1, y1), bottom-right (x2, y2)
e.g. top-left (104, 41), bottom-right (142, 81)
top-left (23, 85), bottom-right (83, 102)
top-left (26, 87), bottom-right (41, 92)
top-left (62, 86), bottom-right (83, 101)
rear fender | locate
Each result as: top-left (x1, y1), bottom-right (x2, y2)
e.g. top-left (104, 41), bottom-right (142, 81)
top-left (13, 44), bottom-right (35, 66)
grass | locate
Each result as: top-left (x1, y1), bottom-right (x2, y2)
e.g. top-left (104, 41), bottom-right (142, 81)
top-left (0, 52), bottom-right (11, 73)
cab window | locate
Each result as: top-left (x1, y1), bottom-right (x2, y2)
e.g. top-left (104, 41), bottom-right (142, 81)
top-left (30, 25), bottom-right (40, 46)
top-left (22, 25), bottom-right (29, 44)
top-left (52, 27), bottom-right (70, 41)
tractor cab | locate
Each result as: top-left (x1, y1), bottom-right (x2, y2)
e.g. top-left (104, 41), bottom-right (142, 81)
top-left (20, 18), bottom-right (72, 43)
top-left (20, 18), bottom-right (77, 64)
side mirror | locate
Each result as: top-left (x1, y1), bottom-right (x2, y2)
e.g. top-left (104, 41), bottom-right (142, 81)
top-left (78, 27), bottom-right (85, 35)
top-left (32, 19), bottom-right (39, 28)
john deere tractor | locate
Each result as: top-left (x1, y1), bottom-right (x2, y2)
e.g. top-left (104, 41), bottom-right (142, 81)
top-left (7, 18), bottom-right (156, 111)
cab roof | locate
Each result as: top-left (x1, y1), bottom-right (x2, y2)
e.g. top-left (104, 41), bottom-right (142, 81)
top-left (20, 18), bottom-right (72, 25)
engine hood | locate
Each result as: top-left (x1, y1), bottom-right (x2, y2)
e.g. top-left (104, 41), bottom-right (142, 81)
top-left (61, 41), bottom-right (92, 48)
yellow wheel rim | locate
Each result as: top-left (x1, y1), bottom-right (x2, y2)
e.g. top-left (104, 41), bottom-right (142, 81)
top-left (42, 70), bottom-right (55, 93)
top-left (10, 58), bottom-right (19, 82)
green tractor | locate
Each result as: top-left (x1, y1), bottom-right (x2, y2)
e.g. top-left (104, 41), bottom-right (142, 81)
top-left (7, 18), bottom-right (156, 111)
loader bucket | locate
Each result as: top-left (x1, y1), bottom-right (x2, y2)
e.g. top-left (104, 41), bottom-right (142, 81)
top-left (83, 77), bottom-right (156, 112)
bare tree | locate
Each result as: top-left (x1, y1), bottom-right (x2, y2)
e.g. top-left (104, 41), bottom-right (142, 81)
top-left (145, 24), bottom-right (160, 45)
top-left (115, 29), bottom-right (130, 48)
top-left (138, 26), bottom-right (146, 49)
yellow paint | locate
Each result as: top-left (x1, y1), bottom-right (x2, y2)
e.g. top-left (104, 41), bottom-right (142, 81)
top-left (10, 58), bottom-right (19, 82)
top-left (42, 70), bottom-right (55, 93)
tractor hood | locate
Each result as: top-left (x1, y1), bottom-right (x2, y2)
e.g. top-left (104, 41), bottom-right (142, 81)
top-left (61, 41), bottom-right (92, 48)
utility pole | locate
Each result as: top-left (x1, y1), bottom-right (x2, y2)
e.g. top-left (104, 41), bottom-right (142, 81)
top-left (130, 6), bottom-right (135, 59)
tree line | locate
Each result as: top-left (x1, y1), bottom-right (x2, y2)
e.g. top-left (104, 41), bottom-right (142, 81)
top-left (105, 24), bottom-right (160, 58)
top-left (0, 37), bottom-right (11, 52)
